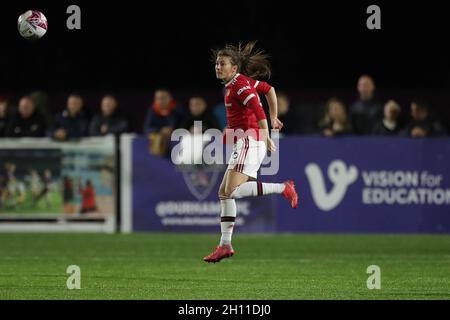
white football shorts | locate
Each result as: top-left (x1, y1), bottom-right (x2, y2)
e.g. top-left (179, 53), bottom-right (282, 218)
top-left (227, 136), bottom-right (266, 179)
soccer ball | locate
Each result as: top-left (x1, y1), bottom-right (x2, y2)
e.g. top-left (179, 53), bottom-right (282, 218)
top-left (17, 10), bottom-right (48, 40)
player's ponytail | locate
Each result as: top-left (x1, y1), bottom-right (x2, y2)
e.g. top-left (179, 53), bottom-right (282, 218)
top-left (239, 41), bottom-right (271, 79)
top-left (212, 41), bottom-right (272, 79)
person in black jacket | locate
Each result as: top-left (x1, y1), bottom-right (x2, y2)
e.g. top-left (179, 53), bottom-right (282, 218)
top-left (402, 100), bottom-right (447, 137)
top-left (6, 96), bottom-right (47, 137)
top-left (349, 75), bottom-right (383, 135)
top-left (179, 96), bottom-right (220, 133)
top-left (372, 100), bottom-right (403, 136)
top-left (89, 95), bottom-right (128, 136)
top-left (50, 93), bottom-right (90, 141)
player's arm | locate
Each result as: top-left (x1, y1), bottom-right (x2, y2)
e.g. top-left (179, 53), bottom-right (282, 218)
top-left (265, 87), bottom-right (283, 130)
top-left (258, 118), bottom-right (276, 153)
top-left (255, 81), bottom-right (283, 130)
top-left (234, 84), bottom-right (276, 152)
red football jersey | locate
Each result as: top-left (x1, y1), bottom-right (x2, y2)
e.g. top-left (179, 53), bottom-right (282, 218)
top-left (223, 73), bottom-right (272, 143)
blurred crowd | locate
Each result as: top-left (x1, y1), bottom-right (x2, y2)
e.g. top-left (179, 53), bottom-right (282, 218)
top-left (314, 75), bottom-right (447, 138)
top-left (0, 74), bottom-right (448, 142)
top-left (0, 93), bottom-right (129, 140)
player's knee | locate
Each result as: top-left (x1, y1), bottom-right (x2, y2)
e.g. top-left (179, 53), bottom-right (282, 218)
top-left (218, 187), bottom-right (229, 199)
top-left (218, 191), bottom-right (226, 199)
top-left (223, 185), bottom-right (238, 199)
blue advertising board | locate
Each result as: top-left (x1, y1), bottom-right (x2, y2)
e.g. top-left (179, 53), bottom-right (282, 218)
top-left (272, 137), bottom-right (450, 233)
top-left (130, 138), bottom-right (276, 232)
top-left (124, 136), bottom-right (450, 233)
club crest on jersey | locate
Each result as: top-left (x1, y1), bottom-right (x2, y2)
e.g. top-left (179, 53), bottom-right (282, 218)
top-left (181, 166), bottom-right (220, 201)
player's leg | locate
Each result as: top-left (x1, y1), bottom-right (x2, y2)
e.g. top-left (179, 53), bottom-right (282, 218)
top-left (219, 169), bottom-right (249, 245)
top-left (218, 170), bottom-right (235, 247)
top-left (224, 169), bottom-right (250, 199)
top-left (204, 138), bottom-right (252, 263)
top-left (217, 168), bottom-right (229, 201)
top-left (217, 139), bottom-right (252, 247)
top-left (231, 179), bottom-right (298, 208)
top-left (204, 169), bottom-right (243, 263)
top-left (230, 180), bottom-right (284, 198)
top-left (229, 138), bottom-right (298, 208)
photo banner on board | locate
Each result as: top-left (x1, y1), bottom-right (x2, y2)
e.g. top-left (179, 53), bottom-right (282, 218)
top-left (0, 137), bottom-right (116, 232)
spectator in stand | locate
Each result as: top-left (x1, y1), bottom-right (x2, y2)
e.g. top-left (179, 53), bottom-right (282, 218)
top-left (318, 98), bottom-right (353, 137)
top-left (179, 96), bottom-right (220, 133)
top-left (5, 96), bottom-right (47, 137)
top-left (213, 102), bottom-right (227, 130)
top-left (175, 96), bottom-right (220, 165)
top-left (50, 93), bottom-right (90, 141)
top-left (0, 96), bottom-right (11, 137)
top-left (30, 90), bottom-right (52, 128)
top-left (212, 87), bottom-right (228, 130)
top-left (143, 89), bottom-right (178, 134)
top-left (372, 100), bottom-right (403, 136)
top-left (89, 94), bottom-right (128, 136)
top-left (349, 75), bottom-right (383, 135)
top-left (274, 91), bottom-right (300, 136)
top-left (143, 89), bottom-right (180, 156)
top-left (402, 99), bottom-right (447, 137)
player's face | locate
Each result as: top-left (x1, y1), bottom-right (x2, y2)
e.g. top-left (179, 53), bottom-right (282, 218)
top-left (215, 56), bottom-right (237, 82)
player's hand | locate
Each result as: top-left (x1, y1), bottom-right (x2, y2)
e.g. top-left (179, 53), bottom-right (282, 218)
top-left (266, 136), bottom-right (277, 153)
top-left (271, 117), bottom-right (284, 130)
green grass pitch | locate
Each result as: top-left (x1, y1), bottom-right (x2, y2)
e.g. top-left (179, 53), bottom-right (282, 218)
top-left (0, 190), bottom-right (63, 214)
top-left (0, 233), bottom-right (449, 299)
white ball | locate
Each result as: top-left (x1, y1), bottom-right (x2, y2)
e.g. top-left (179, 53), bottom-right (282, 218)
top-left (17, 10), bottom-right (48, 40)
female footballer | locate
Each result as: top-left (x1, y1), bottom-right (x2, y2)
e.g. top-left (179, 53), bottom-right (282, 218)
top-left (204, 42), bottom-right (298, 263)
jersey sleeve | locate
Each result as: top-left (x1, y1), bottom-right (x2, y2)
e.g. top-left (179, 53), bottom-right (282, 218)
top-left (233, 80), bottom-right (267, 121)
top-left (254, 80), bottom-right (272, 95)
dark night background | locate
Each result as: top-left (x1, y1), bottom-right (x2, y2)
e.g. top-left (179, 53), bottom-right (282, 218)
top-left (0, 0), bottom-right (449, 132)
